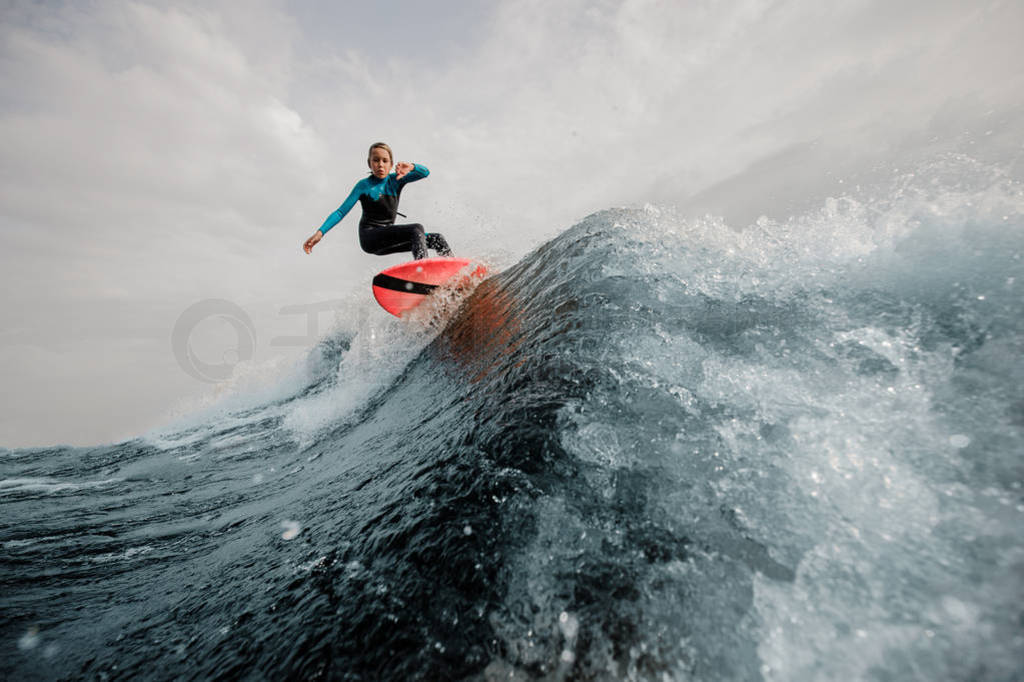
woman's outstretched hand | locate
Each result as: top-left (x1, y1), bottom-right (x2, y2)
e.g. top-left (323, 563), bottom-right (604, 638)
top-left (395, 162), bottom-right (415, 179)
top-left (303, 231), bottom-right (323, 254)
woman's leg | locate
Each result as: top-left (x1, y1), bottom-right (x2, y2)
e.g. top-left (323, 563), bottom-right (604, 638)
top-left (426, 233), bottom-right (453, 256)
top-left (360, 224), bottom-right (454, 260)
top-left (360, 223), bottom-right (428, 259)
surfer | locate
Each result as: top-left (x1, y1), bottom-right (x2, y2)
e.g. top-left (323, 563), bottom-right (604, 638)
top-left (302, 142), bottom-right (453, 260)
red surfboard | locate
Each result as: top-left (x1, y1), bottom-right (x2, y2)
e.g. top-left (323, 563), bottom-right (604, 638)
top-left (372, 257), bottom-right (487, 317)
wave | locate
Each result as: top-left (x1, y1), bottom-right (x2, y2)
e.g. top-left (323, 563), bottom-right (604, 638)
top-left (2, 155), bottom-right (1023, 680)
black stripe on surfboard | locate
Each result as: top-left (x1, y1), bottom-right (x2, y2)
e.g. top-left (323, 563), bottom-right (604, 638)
top-left (372, 273), bottom-right (439, 296)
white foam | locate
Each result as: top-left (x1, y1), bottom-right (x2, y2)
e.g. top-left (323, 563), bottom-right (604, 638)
top-left (0, 477), bottom-right (122, 495)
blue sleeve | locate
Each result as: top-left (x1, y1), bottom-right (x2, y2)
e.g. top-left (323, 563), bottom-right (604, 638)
top-left (318, 182), bottom-right (362, 235)
top-left (398, 163), bottom-right (429, 187)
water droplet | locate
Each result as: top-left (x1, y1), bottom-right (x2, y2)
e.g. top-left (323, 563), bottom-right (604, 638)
top-left (949, 434), bottom-right (970, 449)
top-left (18, 627), bottom-right (40, 651)
top-left (558, 611), bottom-right (579, 639)
top-left (280, 520), bottom-right (301, 540)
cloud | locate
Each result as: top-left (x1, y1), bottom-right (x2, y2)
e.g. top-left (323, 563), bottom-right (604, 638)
top-left (1, 3), bottom-right (344, 312)
top-left (4, 5), bottom-right (310, 215)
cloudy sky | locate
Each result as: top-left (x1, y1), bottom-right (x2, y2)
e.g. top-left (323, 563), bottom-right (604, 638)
top-left (1, 0), bottom-right (1022, 447)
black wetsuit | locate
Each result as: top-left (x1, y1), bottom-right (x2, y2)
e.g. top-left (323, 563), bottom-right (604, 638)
top-left (317, 164), bottom-right (452, 260)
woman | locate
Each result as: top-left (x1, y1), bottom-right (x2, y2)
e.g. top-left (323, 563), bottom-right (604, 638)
top-left (303, 142), bottom-right (452, 260)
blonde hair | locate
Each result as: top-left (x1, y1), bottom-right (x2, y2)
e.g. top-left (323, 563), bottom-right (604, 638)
top-left (367, 142), bottom-right (394, 164)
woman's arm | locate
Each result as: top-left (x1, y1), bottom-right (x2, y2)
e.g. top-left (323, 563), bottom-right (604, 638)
top-left (318, 182), bottom-right (363, 235)
top-left (303, 182), bottom-right (362, 254)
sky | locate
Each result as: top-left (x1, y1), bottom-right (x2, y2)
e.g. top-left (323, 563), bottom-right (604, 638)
top-left (1, 0), bottom-right (1022, 447)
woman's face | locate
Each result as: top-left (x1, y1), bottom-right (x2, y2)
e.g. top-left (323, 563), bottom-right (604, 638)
top-left (368, 148), bottom-right (393, 178)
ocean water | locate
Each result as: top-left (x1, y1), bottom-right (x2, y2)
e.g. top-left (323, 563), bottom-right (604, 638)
top-left (2, 155), bottom-right (1023, 680)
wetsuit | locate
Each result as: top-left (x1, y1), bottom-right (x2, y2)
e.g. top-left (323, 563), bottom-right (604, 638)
top-left (317, 164), bottom-right (452, 260)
